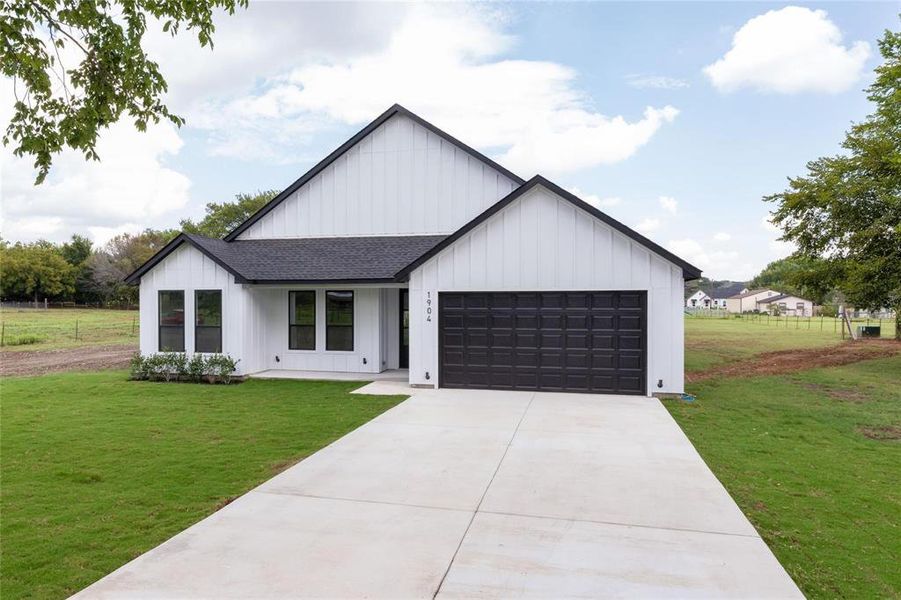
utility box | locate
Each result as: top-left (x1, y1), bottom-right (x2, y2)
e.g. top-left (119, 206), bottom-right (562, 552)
top-left (857, 326), bottom-right (881, 338)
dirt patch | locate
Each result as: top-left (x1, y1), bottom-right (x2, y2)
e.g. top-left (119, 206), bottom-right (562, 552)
top-left (687, 339), bottom-right (901, 383)
top-left (801, 383), bottom-right (872, 403)
top-left (0, 344), bottom-right (137, 377)
top-left (857, 425), bottom-right (901, 441)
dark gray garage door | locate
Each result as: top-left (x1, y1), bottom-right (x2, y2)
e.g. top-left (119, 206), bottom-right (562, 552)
top-left (439, 291), bottom-right (646, 395)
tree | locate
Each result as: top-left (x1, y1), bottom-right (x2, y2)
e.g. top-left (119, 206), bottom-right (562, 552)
top-left (0, 241), bottom-right (76, 303)
top-left (749, 256), bottom-right (830, 304)
top-left (61, 234), bottom-right (96, 303)
top-left (88, 229), bottom-right (176, 304)
top-left (1, 0), bottom-right (247, 183)
top-left (180, 190), bottom-right (278, 238)
top-left (766, 26), bottom-right (901, 339)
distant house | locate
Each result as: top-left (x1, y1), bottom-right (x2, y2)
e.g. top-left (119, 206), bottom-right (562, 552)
top-left (686, 282), bottom-right (747, 309)
top-left (725, 288), bottom-right (813, 315)
top-left (756, 294), bottom-right (814, 316)
top-left (685, 290), bottom-right (712, 309)
top-left (725, 289), bottom-right (779, 313)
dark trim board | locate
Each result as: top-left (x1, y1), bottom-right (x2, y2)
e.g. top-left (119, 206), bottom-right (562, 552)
top-left (223, 104), bottom-right (526, 242)
top-left (396, 176), bottom-right (702, 281)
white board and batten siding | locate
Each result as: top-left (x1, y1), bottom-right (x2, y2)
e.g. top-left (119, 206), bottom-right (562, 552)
top-left (138, 244), bottom-right (253, 374)
top-left (407, 185), bottom-right (686, 395)
top-left (236, 114), bottom-right (518, 240)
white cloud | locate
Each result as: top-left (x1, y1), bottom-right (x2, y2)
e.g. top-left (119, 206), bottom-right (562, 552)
top-left (667, 238), bottom-right (754, 279)
top-left (199, 4), bottom-right (678, 174)
top-left (761, 215), bottom-right (781, 233)
top-left (658, 195), bottom-right (677, 214)
top-left (713, 232), bottom-right (732, 242)
top-left (1, 118), bottom-right (191, 243)
top-left (636, 218), bottom-right (661, 234)
top-left (567, 187), bottom-right (622, 209)
top-left (704, 6), bottom-right (870, 94)
top-left (625, 74), bottom-right (689, 89)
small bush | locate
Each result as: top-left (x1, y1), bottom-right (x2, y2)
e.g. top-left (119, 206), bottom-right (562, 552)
top-left (205, 354), bottom-right (240, 384)
top-left (129, 352), bottom-right (148, 379)
top-left (187, 354), bottom-right (206, 383)
top-left (2, 334), bottom-right (45, 346)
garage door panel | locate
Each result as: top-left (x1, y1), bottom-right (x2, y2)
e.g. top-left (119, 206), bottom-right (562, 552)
top-left (440, 291), bottom-right (646, 395)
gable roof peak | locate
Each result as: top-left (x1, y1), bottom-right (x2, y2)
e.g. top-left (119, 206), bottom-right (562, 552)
top-left (223, 103), bottom-right (524, 241)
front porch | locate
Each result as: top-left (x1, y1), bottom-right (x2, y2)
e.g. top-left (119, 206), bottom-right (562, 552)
top-left (242, 284), bottom-right (410, 378)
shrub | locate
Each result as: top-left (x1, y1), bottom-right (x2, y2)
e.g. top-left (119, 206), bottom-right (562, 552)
top-left (129, 352), bottom-right (149, 379)
top-left (187, 354), bottom-right (205, 383)
top-left (129, 352), bottom-right (239, 383)
top-left (205, 354), bottom-right (239, 384)
top-left (2, 334), bottom-right (45, 346)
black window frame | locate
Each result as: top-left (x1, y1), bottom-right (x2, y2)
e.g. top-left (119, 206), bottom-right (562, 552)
top-left (158, 290), bottom-right (185, 352)
top-left (289, 290), bottom-right (317, 351)
top-left (326, 290), bottom-right (354, 352)
top-left (194, 289), bottom-right (222, 353)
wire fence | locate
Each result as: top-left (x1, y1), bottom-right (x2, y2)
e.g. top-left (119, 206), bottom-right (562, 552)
top-left (0, 309), bottom-right (140, 348)
top-left (686, 310), bottom-right (897, 339)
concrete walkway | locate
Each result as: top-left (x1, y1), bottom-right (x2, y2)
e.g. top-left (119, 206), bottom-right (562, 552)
top-left (74, 389), bottom-right (801, 599)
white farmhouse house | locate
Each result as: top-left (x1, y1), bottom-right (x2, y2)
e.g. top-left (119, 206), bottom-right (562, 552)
top-left (685, 290), bottom-right (712, 309)
top-left (127, 105), bottom-right (701, 396)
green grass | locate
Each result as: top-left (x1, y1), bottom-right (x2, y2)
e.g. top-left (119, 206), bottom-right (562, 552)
top-left (0, 372), bottom-right (406, 599)
top-left (665, 356), bottom-right (901, 598)
top-left (0, 308), bottom-right (139, 351)
top-left (684, 315), bottom-right (871, 372)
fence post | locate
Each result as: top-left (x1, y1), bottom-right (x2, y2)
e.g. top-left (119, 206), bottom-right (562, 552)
top-left (75, 319), bottom-right (78, 341)
top-left (132, 316), bottom-right (137, 336)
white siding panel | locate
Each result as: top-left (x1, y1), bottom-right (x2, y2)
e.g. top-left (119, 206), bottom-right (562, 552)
top-left (408, 186), bottom-right (687, 394)
top-left (138, 245), bottom-right (251, 374)
top-left (237, 114), bottom-right (518, 239)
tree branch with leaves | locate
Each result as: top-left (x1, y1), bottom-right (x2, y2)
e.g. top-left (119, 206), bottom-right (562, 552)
top-left (0, 0), bottom-right (247, 183)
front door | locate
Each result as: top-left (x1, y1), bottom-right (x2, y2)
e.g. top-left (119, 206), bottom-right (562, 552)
top-left (399, 289), bottom-right (409, 368)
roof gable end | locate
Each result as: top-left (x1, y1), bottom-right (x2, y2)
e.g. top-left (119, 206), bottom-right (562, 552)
top-left (395, 175), bottom-right (702, 280)
top-left (223, 104), bottom-right (525, 241)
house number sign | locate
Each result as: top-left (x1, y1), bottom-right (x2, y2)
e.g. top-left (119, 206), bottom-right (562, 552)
top-left (426, 291), bottom-right (433, 322)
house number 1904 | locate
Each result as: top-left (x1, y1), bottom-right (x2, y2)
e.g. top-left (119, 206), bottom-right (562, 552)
top-left (426, 291), bottom-right (432, 322)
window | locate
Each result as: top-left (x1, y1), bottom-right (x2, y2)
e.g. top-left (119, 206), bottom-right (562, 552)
top-left (289, 291), bottom-right (316, 350)
top-left (158, 291), bottom-right (185, 351)
top-left (195, 290), bottom-right (222, 353)
top-left (326, 290), bottom-right (354, 351)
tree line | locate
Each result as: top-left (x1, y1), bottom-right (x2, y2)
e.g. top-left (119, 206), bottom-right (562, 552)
top-left (0, 191), bottom-right (276, 306)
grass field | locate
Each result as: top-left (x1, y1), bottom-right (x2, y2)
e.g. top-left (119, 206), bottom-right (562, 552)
top-left (0, 308), bottom-right (139, 351)
top-left (684, 314), bottom-right (896, 372)
top-left (670, 321), bottom-right (901, 598)
top-left (0, 373), bottom-right (406, 599)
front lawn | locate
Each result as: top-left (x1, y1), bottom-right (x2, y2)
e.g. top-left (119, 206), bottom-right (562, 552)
top-left (665, 355), bottom-right (901, 598)
top-left (0, 373), bottom-right (406, 599)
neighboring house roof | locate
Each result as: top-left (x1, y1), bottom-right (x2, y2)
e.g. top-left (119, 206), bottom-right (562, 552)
top-left (756, 293), bottom-right (809, 304)
top-left (704, 283), bottom-right (746, 299)
top-left (124, 233), bottom-right (447, 285)
top-left (223, 104), bottom-right (527, 242)
top-left (728, 288), bottom-right (773, 299)
top-left (395, 176), bottom-right (703, 281)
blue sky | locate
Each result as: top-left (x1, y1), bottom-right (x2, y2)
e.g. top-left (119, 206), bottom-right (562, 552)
top-left (1, 2), bottom-right (896, 280)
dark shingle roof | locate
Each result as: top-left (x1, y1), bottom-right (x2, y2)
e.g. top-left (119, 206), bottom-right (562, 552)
top-left (702, 282), bottom-right (747, 299)
top-left (756, 293), bottom-right (806, 304)
top-left (125, 233), bottom-right (447, 284)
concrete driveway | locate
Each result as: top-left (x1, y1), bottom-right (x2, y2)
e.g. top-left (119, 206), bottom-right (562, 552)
top-left (75, 388), bottom-right (801, 599)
